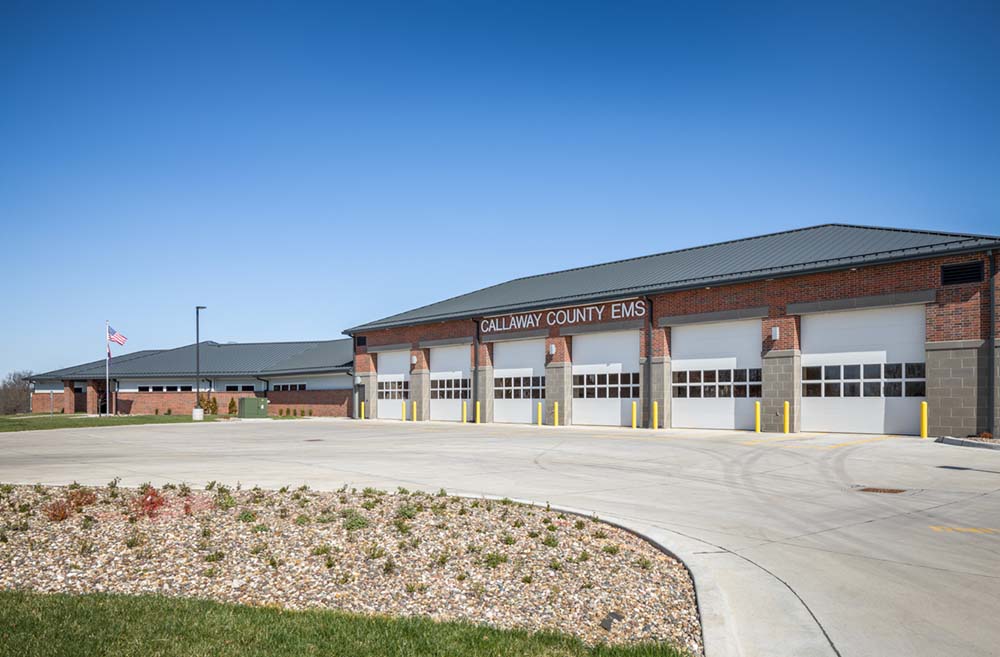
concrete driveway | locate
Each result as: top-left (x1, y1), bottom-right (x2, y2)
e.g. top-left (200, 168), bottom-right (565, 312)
top-left (1, 419), bottom-right (998, 657)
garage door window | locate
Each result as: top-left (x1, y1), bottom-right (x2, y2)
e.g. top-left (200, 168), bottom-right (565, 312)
top-left (494, 376), bottom-right (545, 399)
top-left (672, 369), bottom-right (761, 398)
top-left (802, 363), bottom-right (925, 397)
top-left (573, 372), bottom-right (640, 399)
top-left (377, 381), bottom-right (409, 400)
top-left (430, 378), bottom-right (470, 399)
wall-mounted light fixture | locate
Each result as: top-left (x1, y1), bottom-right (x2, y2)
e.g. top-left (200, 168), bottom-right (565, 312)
top-left (771, 326), bottom-right (780, 342)
top-left (548, 343), bottom-right (556, 356)
top-left (410, 355), bottom-right (417, 365)
top-left (354, 376), bottom-right (361, 385)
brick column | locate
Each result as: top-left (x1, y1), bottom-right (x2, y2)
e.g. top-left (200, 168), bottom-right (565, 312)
top-left (926, 340), bottom-right (989, 438)
top-left (86, 380), bottom-right (99, 415)
top-left (544, 335), bottom-right (572, 425)
top-left (63, 380), bottom-right (75, 414)
top-left (473, 341), bottom-right (494, 423)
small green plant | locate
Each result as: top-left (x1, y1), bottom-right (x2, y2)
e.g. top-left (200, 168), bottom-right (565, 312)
top-left (204, 550), bottom-right (224, 563)
top-left (178, 482), bottom-right (191, 497)
top-left (382, 556), bottom-right (396, 574)
top-left (521, 574), bottom-right (533, 584)
top-left (512, 518), bottom-right (524, 528)
top-left (396, 487), bottom-right (410, 495)
top-left (527, 530), bottom-right (540, 538)
top-left (434, 552), bottom-right (450, 567)
top-left (393, 519), bottom-right (411, 535)
top-left (268, 555), bottom-right (281, 570)
top-left (577, 550), bottom-right (590, 562)
top-left (341, 509), bottom-right (368, 531)
top-left (635, 556), bottom-right (653, 570)
top-left (250, 543), bottom-right (266, 555)
top-left (311, 544), bottom-right (332, 556)
top-left (361, 499), bottom-right (378, 510)
top-left (542, 535), bottom-right (558, 548)
top-left (456, 572), bottom-right (467, 582)
top-left (483, 552), bottom-right (508, 568)
top-left (574, 519), bottom-right (586, 530)
top-left (154, 408), bottom-right (159, 415)
top-left (501, 533), bottom-right (516, 545)
top-left (251, 524), bottom-right (268, 533)
top-left (593, 529), bottom-right (608, 539)
top-left (201, 567), bottom-right (217, 577)
top-left (124, 531), bottom-right (143, 549)
top-left (437, 488), bottom-right (447, 497)
top-left (294, 514), bottom-right (311, 526)
top-left (228, 398), bottom-right (238, 415)
top-left (548, 559), bottom-right (562, 571)
top-left (404, 581), bottom-right (427, 594)
top-left (396, 504), bottom-right (418, 519)
top-left (165, 408), bottom-right (172, 415)
top-left (602, 544), bottom-right (620, 555)
top-left (238, 510), bottom-right (257, 523)
top-left (81, 515), bottom-right (96, 530)
top-left (366, 543), bottom-right (386, 560)
top-left (324, 554), bottom-right (335, 569)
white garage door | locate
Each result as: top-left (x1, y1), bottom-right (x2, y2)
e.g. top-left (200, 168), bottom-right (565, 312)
top-left (429, 345), bottom-right (471, 421)
top-left (376, 350), bottom-right (410, 420)
top-left (572, 330), bottom-right (640, 426)
top-left (493, 339), bottom-right (546, 424)
top-left (801, 305), bottom-right (926, 434)
top-left (670, 319), bottom-right (762, 430)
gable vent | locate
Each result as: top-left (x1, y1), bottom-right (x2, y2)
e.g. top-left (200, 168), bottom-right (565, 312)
top-left (941, 262), bottom-right (984, 286)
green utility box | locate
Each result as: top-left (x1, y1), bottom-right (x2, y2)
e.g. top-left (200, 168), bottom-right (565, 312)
top-left (238, 397), bottom-right (269, 418)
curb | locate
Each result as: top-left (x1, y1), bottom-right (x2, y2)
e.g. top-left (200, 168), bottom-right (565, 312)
top-left (460, 492), bottom-right (740, 657)
top-left (935, 436), bottom-right (1000, 450)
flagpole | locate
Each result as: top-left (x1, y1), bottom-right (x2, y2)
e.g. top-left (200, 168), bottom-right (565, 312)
top-left (105, 320), bottom-right (110, 417)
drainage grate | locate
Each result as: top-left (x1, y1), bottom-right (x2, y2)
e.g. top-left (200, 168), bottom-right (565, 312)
top-left (304, 439), bottom-right (322, 442)
top-left (858, 487), bottom-right (906, 494)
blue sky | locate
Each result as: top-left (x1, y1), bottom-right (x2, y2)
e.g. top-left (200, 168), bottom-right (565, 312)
top-left (2, 1), bottom-right (999, 375)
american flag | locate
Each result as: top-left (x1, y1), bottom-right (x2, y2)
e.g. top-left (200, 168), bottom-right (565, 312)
top-left (108, 326), bottom-right (128, 346)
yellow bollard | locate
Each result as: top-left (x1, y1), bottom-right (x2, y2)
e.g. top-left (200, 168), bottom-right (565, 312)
top-left (920, 401), bottom-right (928, 438)
top-left (462, 401), bottom-right (468, 423)
top-left (537, 402), bottom-right (542, 426)
top-left (783, 401), bottom-right (790, 434)
top-left (631, 401), bottom-right (637, 429)
top-left (360, 401), bottom-right (365, 420)
top-left (412, 400), bottom-right (417, 422)
top-left (475, 400), bottom-right (480, 424)
top-left (402, 401), bottom-right (406, 422)
top-left (554, 401), bottom-right (559, 427)
top-left (754, 401), bottom-right (760, 433)
top-left (653, 401), bottom-right (659, 430)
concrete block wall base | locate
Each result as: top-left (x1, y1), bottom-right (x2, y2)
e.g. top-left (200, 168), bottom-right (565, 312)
top-left (475, 365), bottom-right (494, 423)
top-left (762, 349), bottom-right (801, 433)
top-left (410, 370), bottom-right (430, 421)
top-left (545, 361), bottom-right (572, 426)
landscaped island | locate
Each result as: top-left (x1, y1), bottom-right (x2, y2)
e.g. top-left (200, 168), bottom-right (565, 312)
top-left (0, 482), bottom-right (701, 656)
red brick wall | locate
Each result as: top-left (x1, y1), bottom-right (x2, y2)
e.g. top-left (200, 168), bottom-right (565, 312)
top-left (356, 252), bottom-right (994, 366)
top-left (116, 391), bottom-right (260, 416)
top-left (651, 252), bottom-right (992, 346)
top-left (31, 393), bottom-right (73, 414)
top-left (267, 389), bottom-right (351, 417)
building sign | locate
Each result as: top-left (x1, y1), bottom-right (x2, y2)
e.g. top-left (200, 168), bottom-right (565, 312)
top-left (480, 299), bottom-right (647, 335)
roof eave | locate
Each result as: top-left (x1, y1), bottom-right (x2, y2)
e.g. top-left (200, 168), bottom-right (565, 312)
top-left (344, 241), bottom-right (1000, 334)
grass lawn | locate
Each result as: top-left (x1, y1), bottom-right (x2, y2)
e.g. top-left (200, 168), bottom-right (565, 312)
top-left (0, 414), bottom-right (218, 432)
top-left (0, 590), bottom-right (690, 657)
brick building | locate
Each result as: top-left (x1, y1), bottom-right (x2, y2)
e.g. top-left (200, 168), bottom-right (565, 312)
top-left (346, 224), bottom-right (1000, 437)
top-left (29, 339), bottom-right (354, 418)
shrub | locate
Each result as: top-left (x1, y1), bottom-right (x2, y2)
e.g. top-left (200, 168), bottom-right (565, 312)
top-left (293, 409), bottom-right (298, 417)
top-left (521, 574), bottom-right (533, 584)
top-left (396, 504), bottom-right (418, 520)
top-left (210, 397), bottom-right (219, 414)
top-left (154, 408), bottom-right (159, 415)
top-left (311, 544), bottom-right (332, 556)
top-left (165, 408), bottom-right (172, 415)
top-left (238, 510), bottom-right (257, 523)
top-left (382, 557), bottom-right (396, 574)
top-left (393, 519), bottom-right (411, 535)
top-left (294, 514), bottom-right (311, 526)
top-left (501, 533), bottom-right (516, 545)
top-left (602, 544), bottom-right (620, 555)
top-left (251, 524), bottom-right (268, 533)
top-left (67, 488), bottom-right (96, 510)
top-left (542, 535), bottom-right (558, 548)
top-left (366, 544), bottom-right (386, 560)
top-left (341, 509), bottom-right (368, 531)
top-left (133, 486), bottom-right (166, 518)
top-left (635, 557), bottom-right (652, 570)
top-left (308, 409), bottom-right (313, 416)
top-left (574, 520), bottom-right (586, 530)
top-left (548, 559), bottom-right (562, 571)
top-left (204, 550), bottom-right (224, 563)
top-left (483, 552), bottom-right (508, 568)
top-left (577, 550), bottom-right (590, 562)
top-left (43, 499), bottom-right (73, 522)
top-left (228, 398), bottom-right (238, 415)
top-left (593, 529), bottom-right (608, 539)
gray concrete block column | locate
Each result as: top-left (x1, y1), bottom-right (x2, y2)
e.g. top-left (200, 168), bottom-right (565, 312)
top-left (762, 349), bottom-right (800, 433)
top-left (355, 372), bottom-right (376, 419)
top-left (650, 356), bottom-right (670, 428)
top-left (475, 365), bottom-right (494, 423)
top-left (545, 361), bottom-right (572, 426)
top-left (926, 340), bottom-right (989, 437)
top-left (409, 370), bottom-right (430, 421)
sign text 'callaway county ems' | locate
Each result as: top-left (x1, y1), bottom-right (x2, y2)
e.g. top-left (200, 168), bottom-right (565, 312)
top-left (480, 299), bottom-right (646, 334)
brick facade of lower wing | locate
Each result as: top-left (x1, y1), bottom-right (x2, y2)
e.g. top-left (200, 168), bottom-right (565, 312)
top-left (116, 391), bottom-right (260, 416)
top-left (267, 389), bottom-right (352, 417)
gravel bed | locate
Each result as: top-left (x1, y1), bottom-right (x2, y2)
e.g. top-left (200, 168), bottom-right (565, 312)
top-left (0, 481), bottom-right (702, 654)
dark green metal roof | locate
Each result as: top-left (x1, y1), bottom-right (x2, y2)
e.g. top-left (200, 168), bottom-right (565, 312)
top-left (347, 223), bottom-right (1000, 333)
top-left (31, 339), bottom-right (353, 382)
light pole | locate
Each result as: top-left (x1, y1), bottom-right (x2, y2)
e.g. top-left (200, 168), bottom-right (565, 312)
top-left (195, 306), bottom-right (206, 411)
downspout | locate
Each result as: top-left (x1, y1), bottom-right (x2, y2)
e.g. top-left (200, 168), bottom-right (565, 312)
top-left (473, 320), bottom-right (481, 416)
top-left (255, 376), bottom-right (270, 394)
top-left (989, 251), bottom-right (996, 437)
top-left (644, 295), bottom-right (654, 428)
